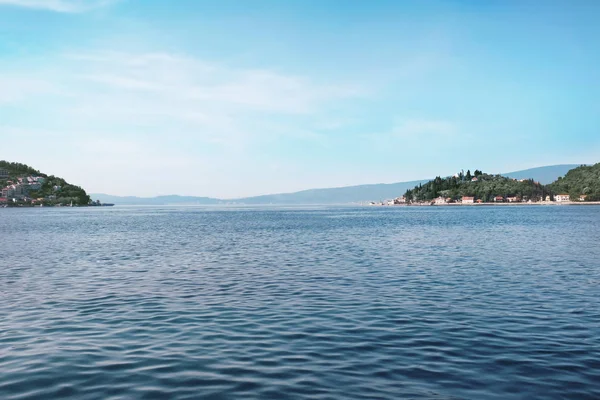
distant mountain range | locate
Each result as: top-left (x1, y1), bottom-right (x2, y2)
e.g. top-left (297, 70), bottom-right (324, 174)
top-left (91, 164), bottom-right (581, 205)
top-left (501, 164), bottom-right (580, 185)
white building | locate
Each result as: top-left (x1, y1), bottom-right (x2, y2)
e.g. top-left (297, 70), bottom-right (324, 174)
top-left (555, 194), bottom-right (570, 202)
top-left (394, 196), bottom-right (406, 204)
top-left (434, 197), bottom-right (447, 205)
top-left (2, 184), bottom-right (25, 199)
top-left (462, 196), bottom-right (475, 204)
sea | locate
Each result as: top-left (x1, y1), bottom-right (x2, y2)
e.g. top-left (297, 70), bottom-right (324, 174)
top-left (1, 205), bottom-right (599, 399)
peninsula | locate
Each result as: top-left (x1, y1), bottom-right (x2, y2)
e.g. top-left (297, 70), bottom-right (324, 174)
top-left (376, 163), bottom-right (599, 206)
top-left (0, 161), bottom-right (92, 207)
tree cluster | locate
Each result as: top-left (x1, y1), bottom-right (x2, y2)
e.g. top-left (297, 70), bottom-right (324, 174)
top-left (1, 160), bottom-right (90, 205)
top-left (404, 170), bottom-right (549, 202)
top-left (0, 161), bottom-right (45, 179)
top-left (547, 163), bottom-right (600, 201)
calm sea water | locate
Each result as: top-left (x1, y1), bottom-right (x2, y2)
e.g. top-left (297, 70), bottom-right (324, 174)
top-left (1, 206), bottom-right (599, 399)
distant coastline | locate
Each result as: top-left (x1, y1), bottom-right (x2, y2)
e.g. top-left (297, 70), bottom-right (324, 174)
top-left (370, 201), bottom-right (600, 207)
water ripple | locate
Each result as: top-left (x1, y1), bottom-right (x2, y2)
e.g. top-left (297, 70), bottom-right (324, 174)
top-left (1, 206), bottom-right (599, 399)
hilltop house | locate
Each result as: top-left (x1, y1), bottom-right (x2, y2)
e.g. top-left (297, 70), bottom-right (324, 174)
top-left (462, 196), bottom-right (475, 204)
top-left (555, 194), bottom-right (570, 202)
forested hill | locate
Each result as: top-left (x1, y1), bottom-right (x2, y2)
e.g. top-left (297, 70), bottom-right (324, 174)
top-left (404, 170), bottom-right (550, 202)
top-left (547, 163), bottom-right (600, 201)
top-left (0, 161), bottom-right (90, 205)
top-left (0, 161), bottom-right (43, 177)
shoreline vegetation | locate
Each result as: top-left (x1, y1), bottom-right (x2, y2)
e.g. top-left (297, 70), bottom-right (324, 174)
top-left (370, 163), bottom-right (600, 207)
top-left (371, 201), bottom-right (600, 207)
top-left (2, 160), bottom-right (600, 208)
top-left (0, 161), bottom-right (98, 207)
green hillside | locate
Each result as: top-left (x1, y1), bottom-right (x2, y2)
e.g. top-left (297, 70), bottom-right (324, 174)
top-left (0, 160), bottom-right (90, 205)
top-left (547, 163), bottom-right (600, 201)
top-left (404, 170), bottom-right (549, 203)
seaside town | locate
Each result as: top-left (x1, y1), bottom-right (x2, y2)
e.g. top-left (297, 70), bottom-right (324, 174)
top-left (369, 166), bottom-right (598, 206)
top-left (0, 173), bottom-right (44, 204)
top-left (0, 165), bottom-right (100, 207)
top-left (0, 169), bottom-right (47, 205)
top-left (1, 162), bottom-right (598, 207)
top-left (370, 192), bottom-right (584, 206)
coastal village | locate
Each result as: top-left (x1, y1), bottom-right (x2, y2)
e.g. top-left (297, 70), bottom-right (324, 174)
top-left (0, 166), bottom-right (99, 207)
top-left (370, 169), bottom-right (593, 206)
top-left (1, 162), bottom-right (598, 207)
top-left (370, 192), bottom-right (584, 206)
top-left (0, 168), bottom-right (48, 205)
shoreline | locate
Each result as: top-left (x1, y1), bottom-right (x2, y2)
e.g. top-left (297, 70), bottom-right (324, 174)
top-left (373, 201), bottom-right (600, 207)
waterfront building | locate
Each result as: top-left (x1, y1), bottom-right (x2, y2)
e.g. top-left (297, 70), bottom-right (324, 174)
top-left (555, 194), bottom-right (570, 202)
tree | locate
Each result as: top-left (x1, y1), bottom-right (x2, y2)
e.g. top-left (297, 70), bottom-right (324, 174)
top-left (403, 168), bottom-right (551, 203)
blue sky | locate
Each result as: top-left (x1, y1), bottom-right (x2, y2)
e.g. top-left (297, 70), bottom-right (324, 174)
top-left (1, 0), bottom-right (598, 197)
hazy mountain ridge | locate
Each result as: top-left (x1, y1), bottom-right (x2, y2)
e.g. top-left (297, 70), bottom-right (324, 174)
top-left (91, 164), bottom-right (581, 205)
top-left (502, 164), bottom-right (581, 185)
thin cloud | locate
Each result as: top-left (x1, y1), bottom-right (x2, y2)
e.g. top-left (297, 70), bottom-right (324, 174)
top-left (0, 76), bottom-right (61, 104)
top-left (0, 0), bottom-right (117, 12)
top-left (391, 119), bottom-right (456, 138)
top-left (69, 51), bottom-right (364, 114)
top-left (2, 49), bottom-right (365, 153)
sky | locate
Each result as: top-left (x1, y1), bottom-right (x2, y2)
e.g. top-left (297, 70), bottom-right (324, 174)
top-left (1, 0), bottom-right (599, 198)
